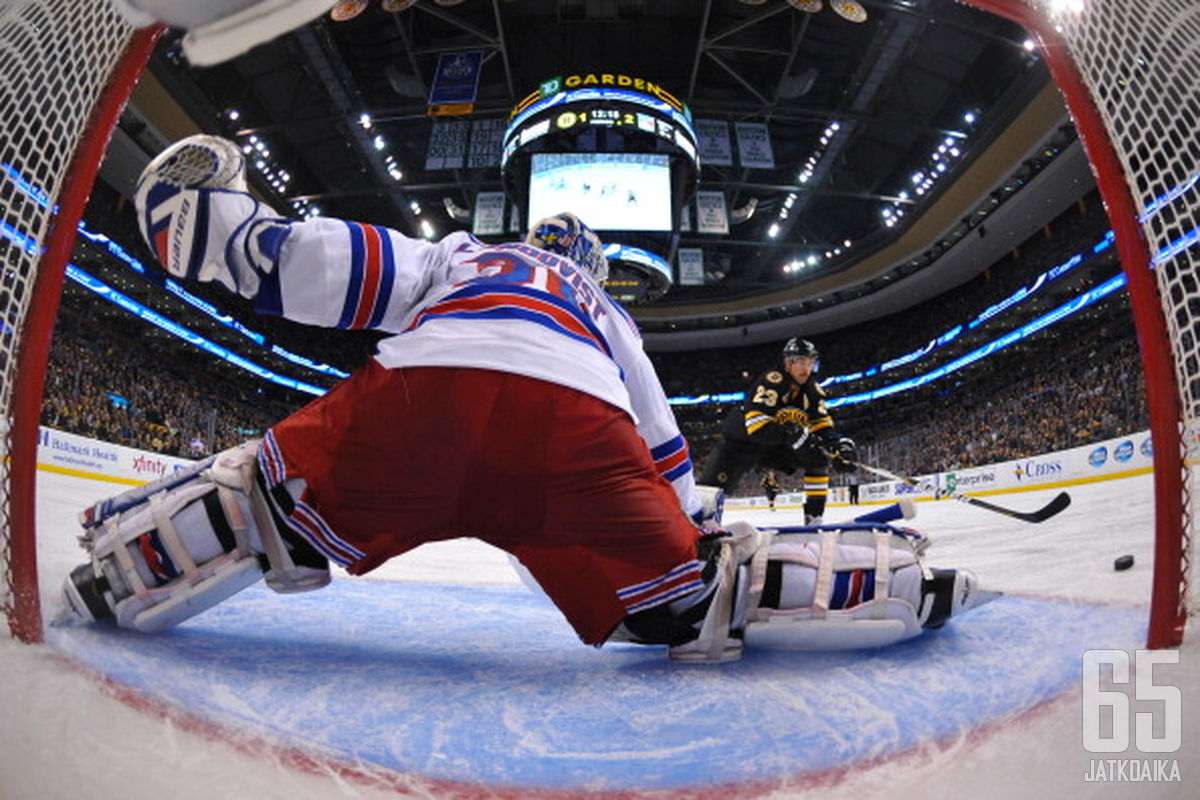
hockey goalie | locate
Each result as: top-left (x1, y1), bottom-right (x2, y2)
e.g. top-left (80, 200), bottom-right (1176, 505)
top-left (55, 135), bottom-right (998, 661)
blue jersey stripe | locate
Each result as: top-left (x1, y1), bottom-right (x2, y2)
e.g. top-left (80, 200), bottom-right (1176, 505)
top-left (650, 435), bottom-right (685, 461)
top-left (662, 459), bottom-right (692, 483)
top-left (336, 221), bottom-right (366, 329)
top-left (366, 225), bottom-right (395, 329)
top-left (442, 282), bottom-right (612, 356)
top-left (411, 306), bottom-right (608, 354)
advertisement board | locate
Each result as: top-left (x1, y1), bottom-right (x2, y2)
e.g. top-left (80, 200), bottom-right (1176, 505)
top-left (735, 430), bottom-right (1155, 508)
top-left (37, 427), bottom-right (197, 485)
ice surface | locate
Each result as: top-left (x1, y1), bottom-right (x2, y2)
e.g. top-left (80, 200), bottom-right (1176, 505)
top-left (1, 471), bottom-right (1196, 799)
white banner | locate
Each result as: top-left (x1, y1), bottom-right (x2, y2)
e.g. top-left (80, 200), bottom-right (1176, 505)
top-left (678, 247), bottom-right (705, 286)
top-left (472, 191), bottom-right (507, 236)
top-left (695, 191), bottom-right (729, 234)
top-left (467, 117), bottom-right (505, 168)
top-left (425, 119), bottom-right (469, 170)
top-left (735, 121), bottom-right (775, 169)
top-left (695, 118), bottom-right (733, 166)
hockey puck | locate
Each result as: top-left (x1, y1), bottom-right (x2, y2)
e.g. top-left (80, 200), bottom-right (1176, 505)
top-left (1114, 554), bottom-right (1135, 571)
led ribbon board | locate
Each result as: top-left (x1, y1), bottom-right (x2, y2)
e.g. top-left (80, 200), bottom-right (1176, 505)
top-left (602, 243), bottom-right (673, 302)
top-left (502, 73), bottom-right (698, 169)
top-left (501, 74), bottom-right (699, 303)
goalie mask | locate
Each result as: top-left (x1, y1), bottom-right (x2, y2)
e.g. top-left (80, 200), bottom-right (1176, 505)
top-left (525, 213), bottom-right (609, 283)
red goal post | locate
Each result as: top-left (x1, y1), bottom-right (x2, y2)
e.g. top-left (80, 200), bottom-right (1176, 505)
top-left (1, 0), bottom-right (1195, 647)
top-left (959, 0), bottom-right (1197, 649)
top-left (0, 0), bottom-right (159, 642)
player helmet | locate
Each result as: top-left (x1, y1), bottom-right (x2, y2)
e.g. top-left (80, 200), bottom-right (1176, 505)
top-left (782, 337), bottom-right (819, 362)
top-left (525, 212), bottom-right (609, 283)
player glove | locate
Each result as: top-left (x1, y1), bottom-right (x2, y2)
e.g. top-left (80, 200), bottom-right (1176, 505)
top-left (814, 429), bottom-right (858, 471)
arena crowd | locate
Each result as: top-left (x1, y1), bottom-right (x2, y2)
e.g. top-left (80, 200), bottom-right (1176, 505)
top-left (40, 191), bottom-right (1149, 497)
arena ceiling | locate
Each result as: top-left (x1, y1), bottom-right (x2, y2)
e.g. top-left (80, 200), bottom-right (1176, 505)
top-left (112, 0), bottom-right (1087, 342)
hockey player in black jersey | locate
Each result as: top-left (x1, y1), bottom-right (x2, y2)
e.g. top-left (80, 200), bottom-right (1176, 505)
top-left (761, 471), bottom-right (781, 511)
top-left (699, 338), bottom-right (856, 523)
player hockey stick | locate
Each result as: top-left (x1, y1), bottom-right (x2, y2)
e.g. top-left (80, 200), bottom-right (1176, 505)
top-left (849, 460), bottom-right (1071, 523)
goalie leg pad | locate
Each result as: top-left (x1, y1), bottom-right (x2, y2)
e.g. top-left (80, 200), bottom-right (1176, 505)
top-left (56, 442), bottom-right (329, 633)
top-left (738, 527), bottom-right (925, 651)
top-left (743, 595), bottom-right (922, 651)
top-left (693, 484), bottom-right (725, 527)
top-left (665, 522), bottom-right (761, 663)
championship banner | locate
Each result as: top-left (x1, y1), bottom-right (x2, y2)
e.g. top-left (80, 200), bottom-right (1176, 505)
top-left (472, 191), bottom-right (506, 236)
top-left (678, 247), bottom-right (705, 286)
top-left (467, 117), bottom-right (505, 168)
top-left (695, 119), bottom-right (733, 166)
top-left (735, 121), bottom-right (775, 169)
top-left (427, 51), bottom-right (483, 115)
top-left (425, 119), bottom-right (469, 170)
top-left (695, 190), bottom-right (729, 234)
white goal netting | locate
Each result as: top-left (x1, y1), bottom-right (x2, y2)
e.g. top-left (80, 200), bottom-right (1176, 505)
top-left (1025, 0), bottom-right (1200, 639)
top-left (1, 0), bottom-right (134, 638)
top-left (0, 0), bottom-right (1196, 645)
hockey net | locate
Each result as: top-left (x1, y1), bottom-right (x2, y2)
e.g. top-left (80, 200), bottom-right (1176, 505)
top-left (966, 0), bottom-right (1199, 647)
top-left (0, 0), bottom-right (151, 642)
top-left (0, 1), bottom-right (1196, 647)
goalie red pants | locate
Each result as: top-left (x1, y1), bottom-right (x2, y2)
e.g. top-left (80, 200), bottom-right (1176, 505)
top-left (261, 361), bottom-right (704, 645)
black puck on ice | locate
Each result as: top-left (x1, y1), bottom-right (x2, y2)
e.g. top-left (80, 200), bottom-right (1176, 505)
top-left (1114, 554), bottom-right (1135, 571)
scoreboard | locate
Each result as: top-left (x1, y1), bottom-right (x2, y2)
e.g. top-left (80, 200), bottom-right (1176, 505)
top-left (499, 73), bottom-right (702, 302)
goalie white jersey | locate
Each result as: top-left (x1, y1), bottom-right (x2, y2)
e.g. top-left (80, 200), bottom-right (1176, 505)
top-left (136, 180), bottom-right (699, 516)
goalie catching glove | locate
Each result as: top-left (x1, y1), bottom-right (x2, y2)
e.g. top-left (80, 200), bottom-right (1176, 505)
top-left (134, 134), bottom-right (285, 298)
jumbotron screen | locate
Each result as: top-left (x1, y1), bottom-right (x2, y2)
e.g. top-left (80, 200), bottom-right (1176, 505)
top-left (527, 152), bottom-right (672, 232)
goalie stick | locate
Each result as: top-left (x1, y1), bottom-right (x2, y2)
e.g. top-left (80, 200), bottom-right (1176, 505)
top-left (849, 460), bottom-right (1071, 524)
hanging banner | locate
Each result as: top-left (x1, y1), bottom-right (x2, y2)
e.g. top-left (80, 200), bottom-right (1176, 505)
top-left (472, 191), bottom-right (506, 235)
top-left (425, 119), bottom-right (469, 170)
top-left (467, 117), bottom-right (505, 168)
top-left (427, 51), bottom-right (483, 115)
top-left (695, 119), bottom-right (733, 167)
top-left (735, 121), bottom-right (775, 169)
top-left (695, 191), bottom-right (729, 234)
top-left (678, 247), bottom-right (705, 286)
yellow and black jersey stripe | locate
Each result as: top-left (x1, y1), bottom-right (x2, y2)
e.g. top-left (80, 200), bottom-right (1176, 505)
top-left (726, 368), bottom-right (833, 443)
